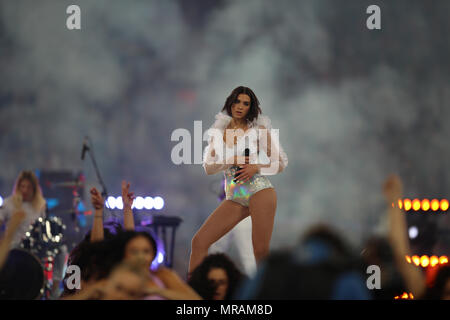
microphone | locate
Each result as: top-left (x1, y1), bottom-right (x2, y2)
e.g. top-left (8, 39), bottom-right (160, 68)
top-left (234, 148), bottom-right (250, 182)
top-left (81, 137), bottom-right (90, 160)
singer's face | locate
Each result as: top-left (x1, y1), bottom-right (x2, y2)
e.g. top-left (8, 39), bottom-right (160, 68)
top-left (19, 179), bottom-right (34, 202)
top-left (231, 94), bottom-right (251, 120)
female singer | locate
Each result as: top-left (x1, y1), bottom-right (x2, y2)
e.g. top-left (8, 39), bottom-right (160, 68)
top-left (189, 86), bottom-right (288, 274)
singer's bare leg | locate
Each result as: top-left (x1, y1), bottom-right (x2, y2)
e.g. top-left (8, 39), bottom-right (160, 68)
top-left (249, 188), bottom-right (277, 264)
top-left (189, 200), bottom-right (249, 274)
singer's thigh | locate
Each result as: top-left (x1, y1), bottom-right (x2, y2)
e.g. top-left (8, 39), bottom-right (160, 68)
top-left (249, 188), bottom-right (277, 252)
top-left (193, 200), bottom-right (250, 247)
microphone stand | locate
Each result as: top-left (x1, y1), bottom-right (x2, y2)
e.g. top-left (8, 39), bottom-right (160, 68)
top-left (83, 137), bottom-right (114, 219)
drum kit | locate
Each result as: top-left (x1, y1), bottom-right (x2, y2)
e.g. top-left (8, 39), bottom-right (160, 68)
top-left (0, 176), bottom-right (83, 300)
top-left (0, 216), bottom-right (66, 300)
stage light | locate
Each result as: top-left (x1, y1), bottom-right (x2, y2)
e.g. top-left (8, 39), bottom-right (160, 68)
top-left (134, 196), bottom-right (144, 210)
top-left (431, 199), bottom-right (439, 211)
top-left (412, 199), bottom-right (421, 211)
top-left (0, 196), bottom-right (3, 207)
top-left (403, 199), bottom-right (412, 211)
top-left (103, 195), bottom-right (165, 210)
top-left (408, 226), bottom-right (418, 239)
top-left (157, 252), bottom-right (164, 264)
top-left (440, 199), bottom-right (449, 211)
top-left (430, 256), bottom-right (439, 267)
top-left (420, 255), bottom-right (429, 268)
top-left (154, 196), bottom-right (164, 210)
top-left (421, 199), bottom-right (430, 211)
top-left (115, 196), bottom-right (123, 210)
top-left (394, 292), bottom-right (414, 300)
top-left (406, 255), bottom-right (448, 267)
top-left (107, 196), bottom-right (116, 209)
top-left (144, 196), bottom-right (154, 210)
top-left (397, 199), bottom-right (403, 209)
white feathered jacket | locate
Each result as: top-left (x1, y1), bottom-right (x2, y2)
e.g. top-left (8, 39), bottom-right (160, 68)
top-left (202, 111), bottom-right (288, 175)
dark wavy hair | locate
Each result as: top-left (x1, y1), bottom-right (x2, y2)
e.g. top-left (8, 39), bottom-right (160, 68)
top-left (61, 228), bottom-right (158, 298)
top-left (221, 86), bottom-right (262, 123)
top-left (109, 230), bottom-right (158, 263)
top-left (188, 253), bottom-right (247, 300)
top-left (61, 224), bottom-right (125, 297)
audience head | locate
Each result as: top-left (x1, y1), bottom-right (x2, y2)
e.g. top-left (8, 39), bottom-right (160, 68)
top-left (112, 230), bottom-right (158, 272)
top-left (62, 238), bottom-right (119, 297)
top-left (188, 253), bottom-right (246, 300)
top-left (295, 224), bottom-right (354, 266)
top-left (102, 262), bottom-right (149, 300)
top-left (237, 224), bottom-right (370, 300)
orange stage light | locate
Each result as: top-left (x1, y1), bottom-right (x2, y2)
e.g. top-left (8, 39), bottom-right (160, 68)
top-left (421, 199), bottom-right (430, 211)
top-left (394, 292), bottom-right (414, 300)
top-left (404, 199), bottom-right (412, 211)
top-left (420, 255), bottom-right (430, 268)
top-left (406, 255), bottom-right (448, 267)
top-left (412, 199), bottom-right (421, 211)
top-left (431, 199), bottom-right (440, 211)
top-left (440, 199), bottom-right (449, 211)
top-left (430, 256), bottom-right (439, 267)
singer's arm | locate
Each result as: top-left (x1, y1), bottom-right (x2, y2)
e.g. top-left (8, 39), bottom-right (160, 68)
top-left (234, 125), bottom-right (287, 182)
top-left (203, 138), bottom-right (226, 175)
top-left (203, 135), bottom-right (236, 175)
top-left (256, 125), bottom-right (288, 175)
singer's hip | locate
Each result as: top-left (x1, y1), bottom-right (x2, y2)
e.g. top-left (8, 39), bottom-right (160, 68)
top-left (223, 167), bottom-right (273, 207)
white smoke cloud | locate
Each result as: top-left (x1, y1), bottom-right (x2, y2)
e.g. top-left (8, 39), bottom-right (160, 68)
top-left (1, 0), bottom-right (449, 274)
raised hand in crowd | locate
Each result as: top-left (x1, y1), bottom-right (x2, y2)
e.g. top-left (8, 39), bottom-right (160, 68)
top-left (121, 180), bottom-right (135, 230)
top-left (382, 174), bottom-right (426, 298)
top-left (89, 187), bottom-right (105, 242)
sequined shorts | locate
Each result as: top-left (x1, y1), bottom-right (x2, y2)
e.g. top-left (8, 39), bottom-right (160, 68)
top-left (224, 166), bottom-right (274, 207)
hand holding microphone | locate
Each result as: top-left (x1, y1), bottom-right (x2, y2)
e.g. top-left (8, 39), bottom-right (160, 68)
top-left (234, 148), bottom-right (250, 183)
